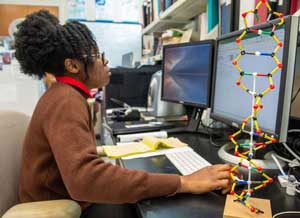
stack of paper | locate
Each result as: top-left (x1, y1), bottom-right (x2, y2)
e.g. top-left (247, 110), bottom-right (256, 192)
top-left (102, 136), bottom-right (187, 158)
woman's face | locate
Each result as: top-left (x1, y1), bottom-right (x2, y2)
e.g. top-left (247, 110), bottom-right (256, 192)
top-left (83, 52), bottom-right (111, 89)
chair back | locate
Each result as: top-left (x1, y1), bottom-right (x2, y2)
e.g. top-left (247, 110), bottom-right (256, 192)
top-left (0, 111), bottom-right (30, 216)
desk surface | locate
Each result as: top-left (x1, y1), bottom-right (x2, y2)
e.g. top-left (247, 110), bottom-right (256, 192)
top-left (121, 133), bottom-right (300, 218)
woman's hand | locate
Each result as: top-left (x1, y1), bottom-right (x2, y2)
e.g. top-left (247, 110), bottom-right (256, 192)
top-left (178, 164), bottom-right (235, 195)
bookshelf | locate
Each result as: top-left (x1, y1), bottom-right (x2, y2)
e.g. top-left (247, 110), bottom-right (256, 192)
top-left (142, 19), bottom-right (188, 34)
top-left (142, 0), bottom-right (207, 35)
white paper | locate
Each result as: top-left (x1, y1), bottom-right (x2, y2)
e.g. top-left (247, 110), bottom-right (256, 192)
top-left (117, 131), bottom-right (168, 143)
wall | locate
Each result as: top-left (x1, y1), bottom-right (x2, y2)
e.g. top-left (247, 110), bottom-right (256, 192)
top-left (0, 60), bottom-right (41, 116)
top-left (0, 4), bottom-right (59, 36)
top-left (0, 0), bottom-right (68, 116)
top-left (0, 0), bottom-right (68, 25)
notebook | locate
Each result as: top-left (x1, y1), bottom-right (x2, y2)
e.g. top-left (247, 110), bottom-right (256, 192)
top-left (102, 136), bottom-right (187, 158)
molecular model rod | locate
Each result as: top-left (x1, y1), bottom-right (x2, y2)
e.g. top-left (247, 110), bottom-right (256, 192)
top-left (248, 74), bottom-right (257, 193)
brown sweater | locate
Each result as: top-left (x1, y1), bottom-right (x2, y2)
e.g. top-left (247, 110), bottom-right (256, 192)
top-left (19, 82), bottom-right (180, 209)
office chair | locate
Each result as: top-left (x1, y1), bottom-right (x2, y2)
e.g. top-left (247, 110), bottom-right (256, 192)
top-left (0, 110), bottom-right (81, 218)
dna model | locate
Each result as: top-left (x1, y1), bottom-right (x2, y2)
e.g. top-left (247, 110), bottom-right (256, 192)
top-left (229, 0), bottom-right (284, 214)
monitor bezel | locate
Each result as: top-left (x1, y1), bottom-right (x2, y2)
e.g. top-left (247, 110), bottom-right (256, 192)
top-left (290, 49), bottom-right (300, 121)
top-left (290, 86), bottom-right (300, 121)
top-left (210, 16), bottom-right (294, 141)
top-left (161, 40), bottom-right (215, 109)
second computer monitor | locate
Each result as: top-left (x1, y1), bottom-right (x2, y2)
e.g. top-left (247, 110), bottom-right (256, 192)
top-left (211, 16), bottom-right (299, 142)
top-left (161, 40), bottom-right (215, 108)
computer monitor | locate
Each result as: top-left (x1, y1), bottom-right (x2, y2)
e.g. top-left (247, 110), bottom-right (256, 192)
top-left (291, 48), bottom-right (300, 120)
top-left (121, 52), bottom-right (133, 68)
top-left (105, 66), bottom-right (160, 108)
top-left (211, 16), bottom-right (299, 143)
top-left (161, 40), bottom-right (215, 109)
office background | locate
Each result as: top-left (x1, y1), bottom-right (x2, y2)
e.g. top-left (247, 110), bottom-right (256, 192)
top-left (0, 1), bottom-right (300, 218)
top-left (0, 0), bottom-right (299, 117)
top-left (0, 0), bottom-right (143, 116)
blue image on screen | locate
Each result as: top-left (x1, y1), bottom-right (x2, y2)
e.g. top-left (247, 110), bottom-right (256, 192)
top-left (163, 43), bottom-right (212, 106)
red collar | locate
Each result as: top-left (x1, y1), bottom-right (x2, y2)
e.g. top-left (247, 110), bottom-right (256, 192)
top-left (55, 76), bottom-right (92, 98)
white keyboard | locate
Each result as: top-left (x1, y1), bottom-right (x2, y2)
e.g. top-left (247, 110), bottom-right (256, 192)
top-left (166, 150), bottom-right (211, 175)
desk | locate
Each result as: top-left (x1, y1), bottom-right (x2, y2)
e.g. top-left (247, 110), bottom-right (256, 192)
top-left (119, 132), bottom-right (300, 218)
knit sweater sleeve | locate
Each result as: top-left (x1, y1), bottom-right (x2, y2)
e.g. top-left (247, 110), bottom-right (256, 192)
top-left (43, 93), bottom-right (180, 204)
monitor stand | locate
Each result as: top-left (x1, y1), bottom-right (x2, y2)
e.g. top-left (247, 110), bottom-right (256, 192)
top-left (167, 108), bottom-right (209, 134)
top-left (218, 140), bottom-right (286, 169)
top-left (185, 108), bottom-right (203, 132)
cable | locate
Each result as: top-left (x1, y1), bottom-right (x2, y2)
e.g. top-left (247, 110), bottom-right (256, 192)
top-left (288, 129), bottom-right (300, 133)
top-left (296, 179), bottom-right (300, 194)
top-left (271, 154), bottom-right (286, 176)
top-left (200, 119), bottom-right (232, 130)
top-left (200, 120), bottom-right (228, 147)
top-left (209, 133), bottom-right (224, 148)
top-left (204, 120), bottom-right (235, 148)
top-left (272, 211), bottom-right (300, 218)
top-left (282, 142), bottom-right (300, 162)
top-left (277, 129), bottom-right (300, 162)
top-left (291, 86), bottom-right (300, 104)
top-left (275, 154), bottom-right (293, 163)
top-left (200, 120), bottom-right (217, 129)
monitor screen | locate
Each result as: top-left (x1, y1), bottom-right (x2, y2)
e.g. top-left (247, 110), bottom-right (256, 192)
top-left (211, 16), bottom-right (298, 142)
top-left (105, 67), bottom-right (159, 108)
top-left (162, 40), bottom-right (214, 108)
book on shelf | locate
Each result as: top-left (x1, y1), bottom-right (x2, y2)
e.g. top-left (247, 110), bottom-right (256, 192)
top-left (208, 0), bottom-right (219, 32)
top-left (232, 0), bottom-right (290, 30)
top-left (164, 0), bottom-right (173, 10)
top-left (220, 0), bottom-right (235, 35)
top-left (142, 0), bottom-right (153, 26)
top-left (254, 0), bottom-right (267, 25)
top-left (160, 0), bottom-right (164, 13)
top-left (290, 0), bottom-right (300, 15)
top-left (200, 12), bottom-right (208, 40)
top-left (143, 34), bottom-right (155, 55)
top-left (153, 36), bottom-right (160, 56)
top-left (152, 0), bottom-right (159, 21)
top-left (142, 1), bottom-right (147, 26)
top-left (276, 0), bottom-right (291, 15)
top-left (102, 136), bottom-right (187, 158)
top-left (155, 37), bottom-right (163, 56)
top-left (233, 0), bottom-right (255, 30)
top-left (142, 0), bottom-right (181, 28)
top-left (149, 0), bottom-right (153, 23)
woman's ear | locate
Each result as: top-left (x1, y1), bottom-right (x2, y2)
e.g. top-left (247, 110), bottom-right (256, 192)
top-left (64, 58), bottom-right (81, 74)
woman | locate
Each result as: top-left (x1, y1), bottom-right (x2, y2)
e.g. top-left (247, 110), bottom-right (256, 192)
top-left (15, 10), bottom-right (233, 217)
